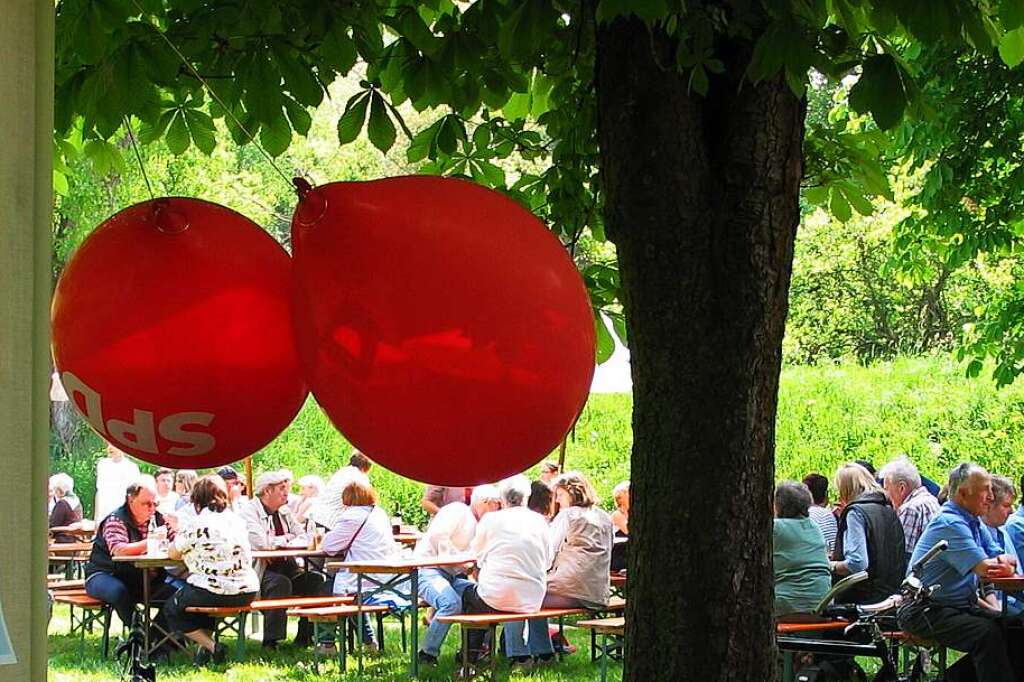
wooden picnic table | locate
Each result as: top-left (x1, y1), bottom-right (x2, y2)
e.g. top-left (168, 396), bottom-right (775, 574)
top-left (49, 524), bottom-right (95, 538)
top-left (48, 541), bottom-right (93, 554)
top-left (393, 532), bottom-right (420, 546)
top-left (326, 554), bottom-right (475, 678)
top-left (115, 548), bottom-right (329, 660)
top-left (987, 576), bottom-right (1024, 615)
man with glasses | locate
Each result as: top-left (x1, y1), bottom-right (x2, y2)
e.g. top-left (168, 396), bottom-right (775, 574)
top-left (84, 475), bottom-right (176, 629)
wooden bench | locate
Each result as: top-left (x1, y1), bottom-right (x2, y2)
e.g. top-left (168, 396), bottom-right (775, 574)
top-left (51, 593), bottom-right (113, 658)
top-left (47, 578), bottom-right (85, 591)
top-left (184, 595), bottom-right (357, 660)
top-left (285, 604), bottom-right (391, 673)
top-left (576, 617), bottom-right (624, 682)
top-left (437, 607), bottom-right (587, 679)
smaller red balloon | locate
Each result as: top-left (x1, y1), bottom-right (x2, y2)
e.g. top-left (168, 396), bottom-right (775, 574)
top-left (51, 198), bottom-right (307, 469)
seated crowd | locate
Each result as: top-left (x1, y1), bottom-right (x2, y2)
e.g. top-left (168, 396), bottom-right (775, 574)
top-left (775, 457), bottom-right (1024, 682)
top-left (66, 448), bottom-right (632, 669)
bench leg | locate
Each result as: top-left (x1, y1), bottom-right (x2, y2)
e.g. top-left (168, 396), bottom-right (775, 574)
top-left (236, 612), bottom-right (247, 661)
top-left (556, 616), bottom-right (565, 662)
top-left (461, 625), bottom-right (471, 679)
top-left (338, 620), bottom-right (346, 673)
top-left (489, 625), bottom-right (497, 681)
top-left (782, 651), bottom-right (793, 682)
top-left (101, 607), bottom-right (112, 659)
top-left (377, 611), bottom-right (385, 653)
top-left (600, 633), bottom-right (609, 682)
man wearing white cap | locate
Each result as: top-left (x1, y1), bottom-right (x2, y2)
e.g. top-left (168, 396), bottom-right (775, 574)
top-left (306, 450), bottom-right (372, 531)
top-left (240, 470), bottom-right (326, 648)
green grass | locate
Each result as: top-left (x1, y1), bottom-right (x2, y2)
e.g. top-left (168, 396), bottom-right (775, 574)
top-left (46, 605), bottom-right (621, 681)
top-left (52, 354), bottom-right (1024, 524)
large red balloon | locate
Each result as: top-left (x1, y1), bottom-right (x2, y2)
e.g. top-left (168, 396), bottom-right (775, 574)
top-left (52, 197), bottom-right (308, 469)
top-left (290, 176), bottom-right (595, 486)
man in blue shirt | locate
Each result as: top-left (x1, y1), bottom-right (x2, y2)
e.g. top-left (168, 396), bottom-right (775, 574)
top-left (1003, 473), bottom-right (1024, 563)
top-left (898, 463), bottom-right (1019, 682)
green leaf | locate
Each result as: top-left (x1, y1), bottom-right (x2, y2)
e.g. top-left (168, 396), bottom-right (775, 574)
top-left (283, 97), bottom-right (312, 136)
top-left (611, 314), bottom-right (628, 347)
top-left (595, 314), bottom-right (614, 364)
top-left (337, 92), bottom-right (370, 145)
top-left (399, 7), bottom-right (439, 57)
top-left (407, 119), bottom-right (442, 162)
top-left (366, 92), bottom-right (396, 153)
top-left (165, 111), bottom-right (191, 154)
top-left (276, 53), bottom-right (323, 107)
top-left (322, 25), bottom-right (359, 75)
top-left (1002, 0), bottom-right (1024, 31)
top-left (472, 124), bottom-right (491, 151)
top-left (837, 182), bottom-right (874, 216)
top-left (259, 108), bottom-right (292, 157)
top-left (83, 139), bottom-right (126, 176)
top-left (184, 109), bottom-right (216, 154)
top-left (472, 159), bottom-right (506, 187)
top-left (803, 185), bottom-right (829, 205)
top-left (688, 66), bottom-right (709, 96)
top-left (829, 186), bottom-right (852, 222)
top-left (848, 55), bottom-right (908, 130)
top-left (503, 92), bottom-right (530, 122)
top-left (998, 27), bottom-right (1024, 68)
top-left (53, 169), bottom-right (69, 196)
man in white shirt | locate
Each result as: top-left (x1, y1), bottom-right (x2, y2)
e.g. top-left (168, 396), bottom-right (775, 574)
top-left (461, 475), bottom-right (553, 663)
top-left (239, 470), bottom-right (324, 648)
top-left (306, 451), bottom-right (372, 530)
top-left (93, 444), bottom-right (140, 523)
top-left (154, 468), bottom-right (179, 516)
top-left (415, 485), bottom-right (502, 665)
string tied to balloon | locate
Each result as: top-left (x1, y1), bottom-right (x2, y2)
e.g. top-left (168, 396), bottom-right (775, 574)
top-left (128, 0), bottom-right (303, 193)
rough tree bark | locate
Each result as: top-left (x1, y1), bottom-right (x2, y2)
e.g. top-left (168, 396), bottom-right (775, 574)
top-left (595, 15), bottom-right (805, 682)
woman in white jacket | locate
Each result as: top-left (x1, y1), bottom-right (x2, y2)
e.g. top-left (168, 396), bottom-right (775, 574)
top-left (322, 479), bottom-right (400, 649)
top-left (503, 471), bottom-right (613, 663)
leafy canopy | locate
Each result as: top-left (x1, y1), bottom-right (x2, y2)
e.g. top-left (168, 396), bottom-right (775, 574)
top-left (54, 0), bottom-right (1017, 364)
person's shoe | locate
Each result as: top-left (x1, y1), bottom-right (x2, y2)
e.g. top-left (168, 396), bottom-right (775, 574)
top-left (417, 650), bottom-right (438, 666)
top-left (508, 655), bottom-right (534, 672)
top-left (193, 646), bottom-right (215, 667)
top-left (535, 652), bottom-right (557, 664)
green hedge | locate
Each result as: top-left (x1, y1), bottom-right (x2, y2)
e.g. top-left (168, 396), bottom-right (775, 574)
top-left (51, 355), bottom-right (1024, 524)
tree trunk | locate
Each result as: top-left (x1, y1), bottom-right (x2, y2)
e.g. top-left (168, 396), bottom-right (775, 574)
top-left (595, 16), bottom-right (805, 682)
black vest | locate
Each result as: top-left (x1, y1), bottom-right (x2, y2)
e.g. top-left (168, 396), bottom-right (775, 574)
top-left (833, 491), bottom-right (906, 604)
top-left (86, 505), bottom-right (165, 586)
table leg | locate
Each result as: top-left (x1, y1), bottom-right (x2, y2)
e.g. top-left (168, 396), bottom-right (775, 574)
top-left (782, 650), bottom-right (793, 682)
top-left (410, 568), bottom-right (419, 678)
top-left (356, 572), bottom-right (363, 675)
top-left (142, 567), bottom-right (151, 664)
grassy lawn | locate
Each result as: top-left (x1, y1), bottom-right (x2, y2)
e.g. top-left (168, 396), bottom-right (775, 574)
top-left (47, 605), bottom-right (623, 681)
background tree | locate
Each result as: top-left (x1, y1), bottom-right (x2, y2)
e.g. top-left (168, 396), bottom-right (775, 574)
top-left (53, 1), bottom-right (1017, 679)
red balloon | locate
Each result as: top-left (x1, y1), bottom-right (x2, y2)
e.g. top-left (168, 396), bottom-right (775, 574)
top-left (290, 176), bottom-right (595, 486)
top-left (52, 197), bottom-right (307, 469)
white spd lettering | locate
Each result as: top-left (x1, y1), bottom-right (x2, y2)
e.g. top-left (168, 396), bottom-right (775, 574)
top-left (60, 371), bottom-right (216, 457)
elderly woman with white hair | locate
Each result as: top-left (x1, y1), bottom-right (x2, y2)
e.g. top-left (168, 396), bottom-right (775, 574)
top-left (49, 473), bottom-right (83, 543)
top-left (830, 463), bottom-right (907, 604)
top-left (504, 472), bottom-right (614, 664)
top-left (460, 475), bottom-right (553, 664)
top-left (294, 474), bottom-right (325, 526)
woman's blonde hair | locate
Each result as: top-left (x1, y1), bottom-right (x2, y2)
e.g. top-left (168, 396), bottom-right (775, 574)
top-left (341, 479), bottom-right (378, 507)
top-left (553, 471), bottom-right (598, 508)
top-left (834, 463), bottom-right (881, 504)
